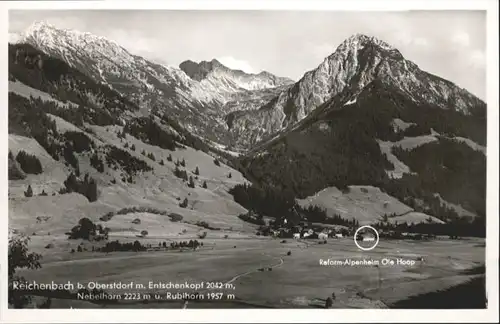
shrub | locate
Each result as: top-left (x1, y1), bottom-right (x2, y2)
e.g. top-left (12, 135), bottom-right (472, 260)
top-left (68, 217), bottom-right (97, 240)
top-left (167, 154), bottom-right (172, 162)
top-left (63, 144), bottom-right (79, 170)
top-left (179, 198), bottom-right (188, 208)
top-left (214, 159), bottom-right (221, 166)
top-left (24, 185), bottom-right (33, 197)
top-left (90, 153), bottom-right (105, 173)
top-left (63, 131), bottom-right (93, 153)
top-left (16, 151), bottom-right (42, 174)
top-left (168, 213), bottom-right (183, 222)
top-left (96, 240), bottom-right (147, 252)
top-left (9, 154), bottom-right (27, 180)
top-left (174, 166), bottom-right (188, 181)
top-left (123, 117), bottom-right (179, 151)
top-left (63, 172), bottom-right (98, 202)
top-left (197, 231), bottom-right (207, 239)
top-left (105, 146), bottom-right (152, 176)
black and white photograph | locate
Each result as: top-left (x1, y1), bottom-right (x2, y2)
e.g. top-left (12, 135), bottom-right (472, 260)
top-left (2, 0), bottom-right (499, 322)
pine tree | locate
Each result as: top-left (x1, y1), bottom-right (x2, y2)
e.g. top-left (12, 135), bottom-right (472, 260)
top-left (131, 144), bottom-right (136, 151)
top-left (194, 166), bottom-right (200, 175)
top-left (24, 185), bottom-right (33, 197)
top-left (181, 159), bottom-right (186, 167)
top-left (325, 297), bottom-right (333, 308)
top-left (174, 166), bottom-right (181, 178)
top-left (188, 176), bottom-right (195, 188)
top-left (167, 154), bottom-right (173, 162)
top-left (202, 181), bottom-right (208, 189)
top-left (86, 178), bottom-right (98, 202)
top-left (159, 160), bottom-right (164, 165)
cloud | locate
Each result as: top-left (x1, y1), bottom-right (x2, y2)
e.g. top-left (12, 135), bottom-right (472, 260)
top-left (217, 56), bottom-right (256, 73)
top-left (391, 31), bottom-right (431, 49)
top-left (413, 37), bottom-right (430, 48)
top-left (451, 30), bottom-right (471, 47)
top-left (106, 29), bottom-right (156, 55)
top-left (392, 30), bottom-right (413, 46)
top-left (468, 49), bottom-right (486, 69)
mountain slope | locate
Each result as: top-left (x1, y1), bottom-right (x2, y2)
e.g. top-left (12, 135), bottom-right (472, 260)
top-left (9, 85), bottom-right (255, 256)
top-left (17, 21), bottom-right (231, 144)
top-left (17, 21), bottom-right (294, 147)
top-left (236, 79), bottom-right (486, 222)
top-left (10, 25), bottom-right (486, 231)
top-left (8, 40), bottom-right (255, 240)
top-left (228, 34), bottom-right (486, 149)
top-left (8, 42), bottom-right (140, 132)
top-left (179, 59), bottom-right (293, 95)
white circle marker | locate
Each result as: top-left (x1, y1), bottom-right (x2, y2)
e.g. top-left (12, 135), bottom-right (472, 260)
top-left (354, 225), bottom-right (380, 251)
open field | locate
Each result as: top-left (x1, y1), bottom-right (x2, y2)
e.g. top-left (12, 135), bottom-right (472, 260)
top-left (16, 235), bottom-right (485, 309)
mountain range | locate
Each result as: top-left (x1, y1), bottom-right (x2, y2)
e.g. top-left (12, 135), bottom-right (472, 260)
top-left (9, 21), bottom-right (486, 233)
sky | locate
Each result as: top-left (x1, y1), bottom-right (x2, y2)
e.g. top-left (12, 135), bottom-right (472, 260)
top-left (9, 10), bottom-right (486, 99)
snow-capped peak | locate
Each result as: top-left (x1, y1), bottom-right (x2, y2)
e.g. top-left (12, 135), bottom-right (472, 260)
top-left (8, 32), bottom-right (23, 44)
top-left (179, 59), bottom-right (294, 94)
top-left (25, 20), bottom-right (57, 34)
top-left (342, 33), bottom-right (396, 51)
top-left (23, 20), bottom-right (133, 61)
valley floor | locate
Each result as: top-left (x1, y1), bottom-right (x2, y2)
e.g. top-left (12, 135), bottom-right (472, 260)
top-left (16, 235), bottom-right (485, 309)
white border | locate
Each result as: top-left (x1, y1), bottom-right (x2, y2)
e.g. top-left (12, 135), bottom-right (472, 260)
top-left (1, 0), bottom-right (498, 323)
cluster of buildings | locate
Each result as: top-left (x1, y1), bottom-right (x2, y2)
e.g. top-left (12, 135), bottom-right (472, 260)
top-left (268, 224), bottom-right (351, 240)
